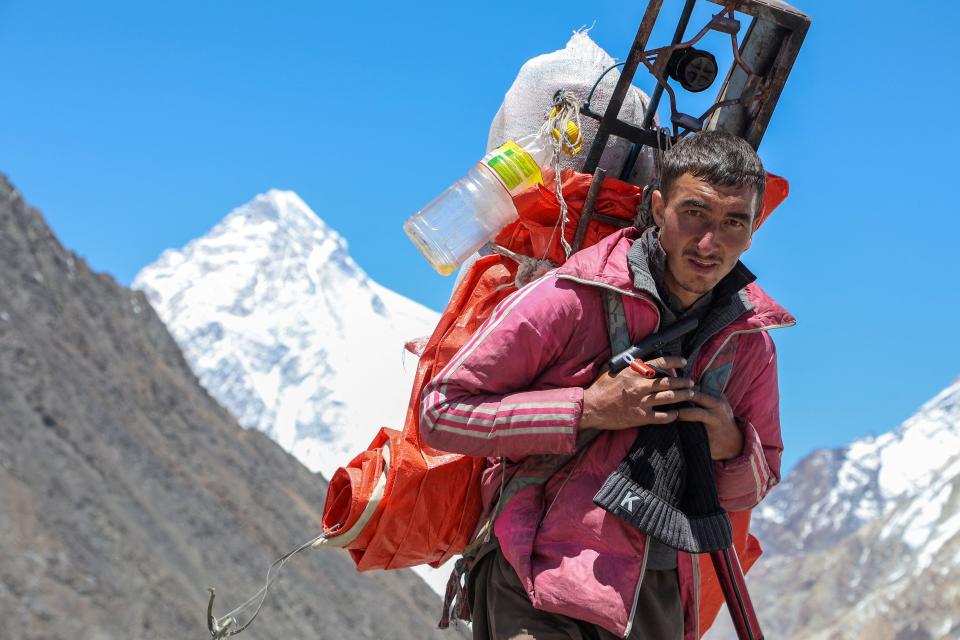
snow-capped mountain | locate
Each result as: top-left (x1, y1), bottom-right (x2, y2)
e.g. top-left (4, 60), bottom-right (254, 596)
top-left (708, 377), bottom-right (960, 639)
top-left (754, 376), bottom-right (960, 559)
top-left (133, 190), bottom-right (439, 480)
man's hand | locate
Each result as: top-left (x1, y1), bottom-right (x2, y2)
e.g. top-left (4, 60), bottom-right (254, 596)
top-left (581, 356), bottom-right (693, 430)
top-left (679, 389), bottom-right (744, 460)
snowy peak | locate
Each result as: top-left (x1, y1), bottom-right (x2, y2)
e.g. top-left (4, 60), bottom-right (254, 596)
top-left (834, 374), bottom-right (960, 514)
top-left (134, 190), bottom-right (439, 479)
top-left (151, 188), bottom-right (357, 282)
top-left (237, 188), bottom-right (316, 221)
top-left (215, 189), bottom-right (344, 258)
top-left (136, 190), bottom-right (372, 331)
top-left (220, 188), bottom-right (330, 233)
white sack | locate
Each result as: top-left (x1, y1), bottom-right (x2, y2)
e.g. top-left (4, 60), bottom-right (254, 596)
top-left (487, 30), bottom-right (658, 187)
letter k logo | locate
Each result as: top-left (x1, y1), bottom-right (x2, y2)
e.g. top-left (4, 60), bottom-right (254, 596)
top-left (620, 493), bottom-right (641, 513)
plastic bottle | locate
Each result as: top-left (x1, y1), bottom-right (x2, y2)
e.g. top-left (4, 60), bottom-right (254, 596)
top-left (404, 131), bottom-right (554, 275)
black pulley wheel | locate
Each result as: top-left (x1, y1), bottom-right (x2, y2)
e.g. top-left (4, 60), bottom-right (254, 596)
top-left (667, 47), bottom-right (718, 93)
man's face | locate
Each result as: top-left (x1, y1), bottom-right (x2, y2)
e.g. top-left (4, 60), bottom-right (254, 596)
top-left (651, 173), bottom-right (758, 309)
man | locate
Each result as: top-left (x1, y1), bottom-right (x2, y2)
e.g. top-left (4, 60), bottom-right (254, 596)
top-left (421, 131), bottom-right (794, 640)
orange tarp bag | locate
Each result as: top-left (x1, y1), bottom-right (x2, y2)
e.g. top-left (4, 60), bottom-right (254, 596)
top-left (315, 170), bottom-right (789, 614)
top-left (314, 253), bottom-right (514, 569)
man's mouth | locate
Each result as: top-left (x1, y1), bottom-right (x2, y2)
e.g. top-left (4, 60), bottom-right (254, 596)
top-left (686, 256), bottom-right (720, 274)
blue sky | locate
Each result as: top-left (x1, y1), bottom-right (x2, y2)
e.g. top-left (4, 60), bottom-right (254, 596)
top-left (2, 0), bottom-right (958, 473)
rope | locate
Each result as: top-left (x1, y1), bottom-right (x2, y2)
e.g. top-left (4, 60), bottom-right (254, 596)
top-left (492, 91), bottom-right (582, 288)
top-left (538, 90), bottom-right (583, 261)
top-left (206, 531), bottom-right (328, 638)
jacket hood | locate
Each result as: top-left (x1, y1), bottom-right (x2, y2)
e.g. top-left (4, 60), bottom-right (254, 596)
top-left (556, 226), bottom-right (796, 330)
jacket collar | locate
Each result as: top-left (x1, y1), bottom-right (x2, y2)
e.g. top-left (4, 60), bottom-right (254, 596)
top-left (619, 228), bottom-right (759, 370)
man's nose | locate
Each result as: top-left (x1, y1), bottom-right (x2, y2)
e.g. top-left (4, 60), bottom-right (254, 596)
top-left (696, 230), bottom-right (719, 253)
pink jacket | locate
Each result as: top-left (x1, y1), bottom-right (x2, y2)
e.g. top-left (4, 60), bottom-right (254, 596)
top-left (420, 227), bottom-right (795, 638)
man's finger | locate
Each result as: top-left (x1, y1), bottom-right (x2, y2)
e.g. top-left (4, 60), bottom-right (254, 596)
top-left (644, 356), bottom-right (687, 371)
top-left (646, 410), bottom-right (679, 424)
top-left (689, 389), bottom-right (723, 408)
top-left (643, 389), bottom-right (696, 407)
top-left (619, 365), bottom-right (691, 388)
top-left (677, 406), bottom-right (712, 425)
top-left (649, 376), bottom-right (694, 391)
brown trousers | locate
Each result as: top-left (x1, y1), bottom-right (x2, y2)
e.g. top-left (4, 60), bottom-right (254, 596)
top-left (468, 548), bottom-right (683, 640)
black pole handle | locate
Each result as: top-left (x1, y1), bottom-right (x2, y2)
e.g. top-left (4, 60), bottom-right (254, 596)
top-left (608, 316), bottom-right (699, 374)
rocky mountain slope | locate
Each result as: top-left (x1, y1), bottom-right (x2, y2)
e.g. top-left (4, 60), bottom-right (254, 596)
top-left (0, 175), bottom-right (460, 639)
top-left (133, 189), bottom-right (439, 481)
top-left (708, 378), bottom-right (960, 639)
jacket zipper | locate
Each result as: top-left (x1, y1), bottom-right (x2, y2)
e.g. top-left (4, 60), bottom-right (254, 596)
top-left (623, 538), bottom-right (652, 638)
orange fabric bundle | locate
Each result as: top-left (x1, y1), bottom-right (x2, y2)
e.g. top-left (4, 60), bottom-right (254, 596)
top-left (319, 254), bottom-right (515, 569)
top-left (495, 170), bottom-right (647, 264)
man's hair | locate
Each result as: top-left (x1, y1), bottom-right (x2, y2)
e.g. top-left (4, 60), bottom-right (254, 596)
top-left (659, 131), bottom-right (766, 210)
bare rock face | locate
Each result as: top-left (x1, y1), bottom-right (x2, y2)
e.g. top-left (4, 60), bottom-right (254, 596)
top-left (0, 175), bottom-right (463, 639)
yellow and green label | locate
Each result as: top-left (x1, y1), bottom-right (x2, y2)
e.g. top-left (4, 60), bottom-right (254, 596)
top-left (483, 141), bottom-right (543, 192)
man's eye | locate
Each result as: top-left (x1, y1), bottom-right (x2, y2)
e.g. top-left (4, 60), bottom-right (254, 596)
top-left (686, 210), bottom-right (702, 217)
top-left (725, 219), bottom-right (744, 229)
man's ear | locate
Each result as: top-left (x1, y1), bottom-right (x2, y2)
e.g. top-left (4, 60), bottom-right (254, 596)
top-left (651, 189), bottom-right (666, 228)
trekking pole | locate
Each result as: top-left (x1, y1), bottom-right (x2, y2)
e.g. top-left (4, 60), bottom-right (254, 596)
top-left (710, 546), bottom-right (763, 640)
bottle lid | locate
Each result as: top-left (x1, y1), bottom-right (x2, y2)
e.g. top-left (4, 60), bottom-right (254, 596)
top-left (552, 119), bottom-right (583, 157)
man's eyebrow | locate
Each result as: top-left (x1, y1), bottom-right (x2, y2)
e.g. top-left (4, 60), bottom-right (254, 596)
top-left (680, 198), bottom-right (711, 210)
top-left (726, 211), bottom-right (753, 222)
